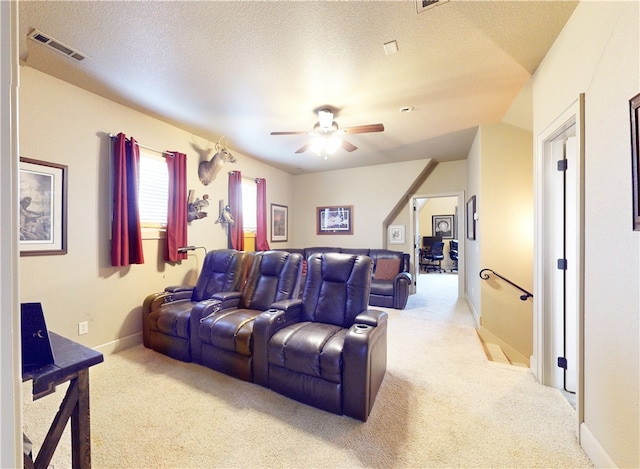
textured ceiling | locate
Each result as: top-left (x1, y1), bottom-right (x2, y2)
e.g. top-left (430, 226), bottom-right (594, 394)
top-left (18, 1), bottom-right (578, 174)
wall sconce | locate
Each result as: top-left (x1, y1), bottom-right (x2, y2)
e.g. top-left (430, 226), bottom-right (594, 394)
top-left (177, 246), bottom-right (207, 256)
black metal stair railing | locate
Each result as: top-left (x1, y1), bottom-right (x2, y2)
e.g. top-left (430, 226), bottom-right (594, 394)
top-left (479, 268), bottom-right (533, 301)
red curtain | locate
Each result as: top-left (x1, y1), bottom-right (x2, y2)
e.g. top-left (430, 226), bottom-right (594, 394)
top-left (111, 133), bottom-right (144, 266)
top-left (228, 171), bottom-right (244, 250)
top-left (165, 151), bottom-right (188, 262)
top-left (255, 178), bottom-right (270, 251)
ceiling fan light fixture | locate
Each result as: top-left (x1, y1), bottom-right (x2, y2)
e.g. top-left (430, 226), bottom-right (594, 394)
top-left (310, 134), bottom-right (342, 157)
top-left (326, 135), bottom-right (342, 154)
top-left (310, 135), bottom-right (326, 155)
top-left (318, 109), bottom-right (334, 129)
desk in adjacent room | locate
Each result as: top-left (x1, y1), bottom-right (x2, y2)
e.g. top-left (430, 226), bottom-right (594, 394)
top-left (23, 332), bottom-right (104, 469)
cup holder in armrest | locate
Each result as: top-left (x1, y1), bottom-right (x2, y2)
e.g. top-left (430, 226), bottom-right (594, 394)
top-left (354, 324), bottom-right (370, 333)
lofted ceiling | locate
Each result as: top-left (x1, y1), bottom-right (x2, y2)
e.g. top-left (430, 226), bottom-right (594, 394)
top-left (18, 1), bottom-right (578, 174)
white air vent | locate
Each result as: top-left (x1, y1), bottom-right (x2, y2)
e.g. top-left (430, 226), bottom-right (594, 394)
top-left (27, 29), bottom-right (87, 62)
top-left (416, 0), bottom-right (450, 14)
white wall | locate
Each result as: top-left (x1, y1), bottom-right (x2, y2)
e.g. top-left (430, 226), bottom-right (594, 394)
top-left (533, 1), bottom-right (639, 466)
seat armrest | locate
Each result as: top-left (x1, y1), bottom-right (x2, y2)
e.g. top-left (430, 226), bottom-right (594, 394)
top-left (209, 291), bottom-right (242, 310)
top-left (270, 298), bottom-right (303, 313)
top-left (392, 272), bottom-right (412, 309)
top-left (394, 271), bottom-right (412, 284)
top-left (355, 309), bottom-right (388, 327)
top-left (343, 311), bottom-right (388, 421)
top-left (142, 292), bottom-right (167, 316)
top-left (142, 291), bottom-right (170, 347)
top-left (164, 285), bottom-right (195, 294)
top-left (252, 299), bottom-right (303, 387)
top-left (164, 290), bottom-right (193, 302)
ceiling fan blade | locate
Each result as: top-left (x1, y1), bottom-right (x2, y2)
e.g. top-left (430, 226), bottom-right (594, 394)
top-left (270, 130), bottom-right (309, 135)
top-left (342, 123), bottom-right (385, 134)
top-left (341, 139), bottom-right (358, 152)
top-left (295, 143), bottom-right (309, 154)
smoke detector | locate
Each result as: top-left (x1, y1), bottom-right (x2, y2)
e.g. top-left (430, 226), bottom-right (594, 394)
top-left (27, 29), bottom-right (87, 62)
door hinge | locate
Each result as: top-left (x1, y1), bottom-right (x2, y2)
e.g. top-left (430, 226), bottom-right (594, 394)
top-left (557, 159), bottom-right (568, 171)
top-left (557, 258), bottom-right (568, 270)
top-left (557, 357), bottom-right (568, 369)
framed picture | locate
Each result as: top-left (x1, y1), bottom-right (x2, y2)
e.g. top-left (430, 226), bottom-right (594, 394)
top-left (466, 195), bottom-right (477, 240)
top-left (317, 205), bottom-right (353, 235)
top-left (19, 157), bottom-right (68, 256)
top-left (432, 214), bottom-right (455, 239)
top-left (630, 92), bottom-right (640, 230)
top-left (388, 224), bottom-right (405, 244)
top-left (270, 203), bottom-right (288, 242)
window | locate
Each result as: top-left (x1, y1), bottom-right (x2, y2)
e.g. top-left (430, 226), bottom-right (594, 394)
top-left (242, 179), bottom-right (257, 231)
top-left (138, 150), bottom-right (168, 228)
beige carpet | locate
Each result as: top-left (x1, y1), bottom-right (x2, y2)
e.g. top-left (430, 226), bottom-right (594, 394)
top-left (23, 274), bottom-right (593, 468)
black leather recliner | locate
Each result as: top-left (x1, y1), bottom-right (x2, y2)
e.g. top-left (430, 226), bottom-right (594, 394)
top-left (142, 249), bottom-right (251, 362)
top-left (253, 252), bottom-right (388, 422)
top-left (190, 250), bottom-right (303, 381)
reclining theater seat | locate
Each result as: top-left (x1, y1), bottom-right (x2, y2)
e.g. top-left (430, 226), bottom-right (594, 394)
top-left (142, 249), bottom-right (251, 362)
top-left (190, 250), bottom-right (303, 382)
top-left (253, 253), bottom-right (388, 422)
top-left (368, 249), bottom-right (412, 309)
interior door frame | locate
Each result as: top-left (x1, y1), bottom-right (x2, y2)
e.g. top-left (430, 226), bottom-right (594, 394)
top-left (410, 191), bottom-right (465, 300)
top-left (533, 94), bottom-right (585, 427)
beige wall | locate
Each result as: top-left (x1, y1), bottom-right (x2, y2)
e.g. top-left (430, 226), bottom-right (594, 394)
top-left (292, 160), bottom-right (430, 248)
top-left (18, 67), bottom-right (295, 351)
top-left (399, 160), bottom-right (468, 275)
top-left (466, 130), bottom-right (481, 316)
top-left (464, 123), bottom-right (533, 362)
top-left (533, 1), bottom-right (639, 466)
top-left (478, 123), bottom-right (533, 364)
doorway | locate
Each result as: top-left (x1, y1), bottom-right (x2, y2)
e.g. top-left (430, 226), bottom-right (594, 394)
top-left (411, 192), bottom-right (465, 300)
top-left (534, 95), bottom-right (585, 421)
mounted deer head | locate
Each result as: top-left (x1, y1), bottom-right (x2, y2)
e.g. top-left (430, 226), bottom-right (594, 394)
top-left (195, 137), bottom-right (237, 186)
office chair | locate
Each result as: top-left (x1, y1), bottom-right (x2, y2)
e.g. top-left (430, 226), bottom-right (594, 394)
top-left (449, 240), bottom-right (458, 272)
top-left (425, 241), bottom-right (445, 273)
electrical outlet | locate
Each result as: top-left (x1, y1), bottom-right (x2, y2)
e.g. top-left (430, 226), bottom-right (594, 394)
top-left (78, 321), bottom-right (89, 335)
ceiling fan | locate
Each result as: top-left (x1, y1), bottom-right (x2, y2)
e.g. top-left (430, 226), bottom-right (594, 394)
top-left (270, 109), bottom-right (384, 156)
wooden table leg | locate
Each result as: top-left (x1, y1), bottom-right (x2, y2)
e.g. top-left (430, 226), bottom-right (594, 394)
top-left (31, 369), bottom-right (93, 469)
top-left (71, 368), bottom-right (91, 469)
top-left (33, 378), bottom-right (78, 469)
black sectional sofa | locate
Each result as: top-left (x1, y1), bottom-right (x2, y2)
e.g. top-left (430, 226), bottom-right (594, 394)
top-left (275, 247), bottom-right (412, 309)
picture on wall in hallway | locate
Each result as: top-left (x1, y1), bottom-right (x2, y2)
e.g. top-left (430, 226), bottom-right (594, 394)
top-left (388, 224), bottom-right (405, 244)
top-left (432, 214), bottom-right (454, 239)
top-left (317, 205), bottom-right (353, 235)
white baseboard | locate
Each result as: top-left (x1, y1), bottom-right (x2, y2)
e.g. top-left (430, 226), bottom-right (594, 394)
top-left (95, 332), bottom-right (142, 356)
top-left (580, 422), bottom-right (617, 468)
top-left (465, 295), bottom-right (480, 327)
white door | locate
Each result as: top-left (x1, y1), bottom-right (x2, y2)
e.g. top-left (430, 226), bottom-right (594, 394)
top-left (549, 133), bottom-right (578, 393)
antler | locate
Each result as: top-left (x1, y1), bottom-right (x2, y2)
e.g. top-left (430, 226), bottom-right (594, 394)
top-left (216, 136), bottom-right (229, 152)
